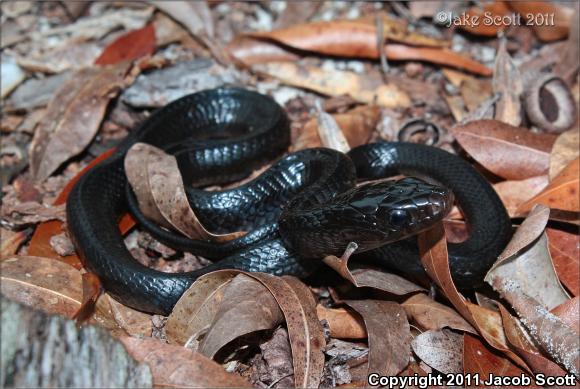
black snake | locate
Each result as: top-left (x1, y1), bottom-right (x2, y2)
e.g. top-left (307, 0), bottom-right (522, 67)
top-left (66, 88), bottom-right (512, 315)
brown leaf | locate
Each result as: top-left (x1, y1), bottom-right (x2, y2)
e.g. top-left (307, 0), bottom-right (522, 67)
top-left (314, 104), bottom-right (351, 153)
top-left (293, 105), bottom-right (380, 152)
top-left (253, 62), bottom-right (411, 108)
top-left (277, 275), bottom-right (326, 388)
top-left (316, 305), bottom-right (367, 340)
top-left (507, 2), bottom-right (574, 42)
top-left (120, 337), bottom-right (252, 387)
top-left (72, 272), bottom-right (104, 324)
top-left (493, 38), bottom-right (523, 126)
top-left (126, 143), bottom-right (244, 242)
top-left (518, 157), bottom-right (580, 213)
top-left (1, 202), bottom-right (66, 226)
top-left (411, 329), bottom-right (463, 374)
top-left (402, 293), bottom-right (476, 334)
top-left (247, 17), bottom-right (448, 59)
top-left (550, 128), bottom-right (580, 180)
top-left (166, 271), bottom-right (234, 345)
top-left (323, 243), bottom-right (426, 296)
top-left (498, 304), bottom-right (571, 380)
top-left (490, 278), bottom-right (580, 378)
top-left (551, 296), bottom-right (580, 334)
top-left (547, 228), bottom-right (579, 296)
top-left (198, 274), bottom-right (284, 358)
top-left (345, 300), bottom-right (411, 377)
top-left (384, 44), bottom-right (492, 76)
top-left (94, 23), bottom-right (157, 66)
top-left (1, 255), bottom-right (83, 318)
top-left (463, 333), bottom-right (530, 385)
top-left (486, 205), bottom-right (569, 310)
top-left (30, 63), bottom-right (135, 182)
top-left (452, 119), bottom-right (557, 180)
top-left (418, 223), bottom-right (530, 370)
top-left (493, 175), bottom-right (549, 217)
top-left (170, 271), bottom-right (324, 388)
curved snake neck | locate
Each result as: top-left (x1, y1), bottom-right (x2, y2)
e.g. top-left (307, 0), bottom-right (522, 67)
top-left (66, 88), bottom-right (512, 315)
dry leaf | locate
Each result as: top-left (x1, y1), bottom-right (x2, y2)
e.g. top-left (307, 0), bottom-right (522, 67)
top-left (547, 228), bottom-right (579, 296)
top-left (498, 304), bottom-right (571, 380)
top-left (1, 255), bottom-right (83, 318)
top-left (30, 63), bottom-right (135, 182)
top-left (315, 305), bottom-right (367, 339)
top-left (198, 274), bottom-right (284, 358)
top-left (485, 205), bottom-right (569, 310)
top-left (459, 2), bottom-right (511, 37)
top-left (463, 333), bottom-right (531, 384)
top-left (104, 295), bottom-right (153, 338)
top-left (550, 128), bottom-right (580, 180)
top-left (493, 175), bottom-right (549, 217)
top-left (518, 157), bottom-right (580, 213)
top-left (166, 271), bottom-right (234, 345)
top-left (253, 62), bottom-right (411, 108)
top-left (126, 143), bottom-right (244, 242)
top-left (247, 17), bottom-right (448, 59)
top-left (323, 242), bottom-right (426, 296)
top-left (418, 223), bottom-right (530, 370)
top-left (493, 38), bottom-right (523, 126)
top-left (94, 23), bottom-right (157, 66)
top-left (452, 119), bottom-right (557, 180)
top-left (411, 329), bottom-right (463, 374)
top-left (402, 293), bottom-right (476, 334)
top-left (121, 337), bottom-right (252, 387)
top-left (293, 105), bottom-right (380, 152)
top-left (384, 44), bottom-right (492, 76)
top-left (345, 300), bottom-right (411, 377)
top-left (490, 279), bottom-right (580, 378)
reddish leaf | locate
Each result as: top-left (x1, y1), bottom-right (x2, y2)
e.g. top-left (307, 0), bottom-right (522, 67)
top-left (315, 305), bottom-right (367, 340)
top-left (464, 333), bottom-right (531, 387)
top-left (452, 119), bottom-right (557, 180)
top-left (384, 44), bottom-right (492, 76)
top-left (547, 228), bottom-right (579, 296)
top-left (94, 24), bottom-right (156, 66)
top-left (72, 272), bottom-right (104, 324)
top-left (551, 297), bottom-right (580, 334)
top-left (518, 157), bottom-right (580, 213)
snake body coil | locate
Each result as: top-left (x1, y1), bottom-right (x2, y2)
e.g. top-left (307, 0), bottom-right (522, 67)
top-left (67, 88), bottom-right (512, 315)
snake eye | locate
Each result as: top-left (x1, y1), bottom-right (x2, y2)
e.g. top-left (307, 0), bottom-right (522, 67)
top-left (388, 209), bottom-right (408, 228)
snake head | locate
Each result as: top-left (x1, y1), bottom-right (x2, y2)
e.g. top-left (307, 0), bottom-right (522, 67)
top-left (348, 177), bottom-right (454, 247)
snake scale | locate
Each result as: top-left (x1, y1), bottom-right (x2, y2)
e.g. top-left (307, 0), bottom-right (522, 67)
top-left (66, 88), bottom-right (512, 315)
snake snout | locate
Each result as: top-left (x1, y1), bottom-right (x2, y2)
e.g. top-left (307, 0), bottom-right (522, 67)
top-left (383, 177), bottom-right (453, 233)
